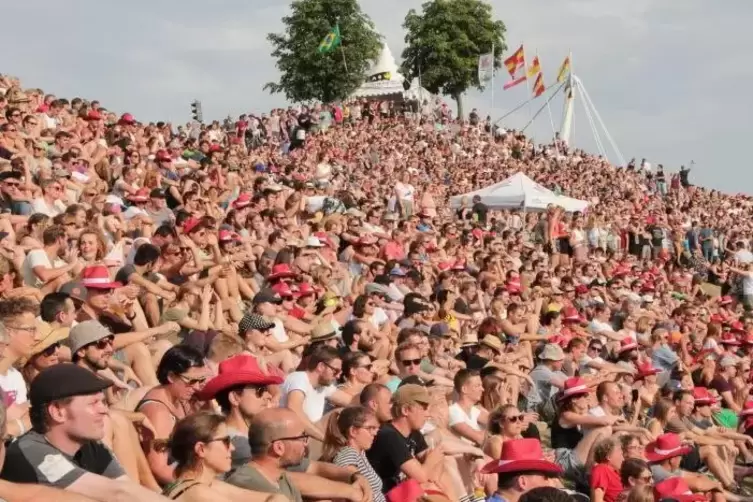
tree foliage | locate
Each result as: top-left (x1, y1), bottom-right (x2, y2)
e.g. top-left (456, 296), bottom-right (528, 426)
top-left (265, 0), bottom-right (382, 104)
top-left (400, 0), bottom-right (506, 117)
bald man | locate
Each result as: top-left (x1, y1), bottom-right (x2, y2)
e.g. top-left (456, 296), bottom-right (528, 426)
top-left (225, 408), bottom-right (370, 502)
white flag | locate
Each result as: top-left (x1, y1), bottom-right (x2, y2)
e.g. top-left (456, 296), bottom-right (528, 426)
top-left (478, 52), bottom-right (494, 87)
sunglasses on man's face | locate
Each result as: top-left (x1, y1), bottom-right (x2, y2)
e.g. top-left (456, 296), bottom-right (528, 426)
top-left (401, 358), bottom-right (422, 367)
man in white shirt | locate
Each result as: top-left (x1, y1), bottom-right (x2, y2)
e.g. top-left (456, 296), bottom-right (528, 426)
top-left (31, 178), bottom-right (67, 217)
top-left (22, 225), bottom-right (78, 293)
top-left (448, 369), bottom-right (487, 446)
top-left (279, 346), bottom-right (353, 441)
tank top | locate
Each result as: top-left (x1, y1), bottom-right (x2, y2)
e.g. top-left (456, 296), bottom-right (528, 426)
top-left (551, 414), bottom-right (583, 450)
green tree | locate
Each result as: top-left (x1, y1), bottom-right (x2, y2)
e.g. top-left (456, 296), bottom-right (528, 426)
top-left (265, 0), bottom-right (382, 104)
top-left (401, 0), bottom-right (506, 118)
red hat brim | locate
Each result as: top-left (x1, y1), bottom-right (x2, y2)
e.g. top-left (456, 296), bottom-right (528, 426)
top-left (195, 370), bottom-right (284, 401)
top-left (84, 281), bottom-right (123, 290)
top-left (268, 272), bottom-right (296, 280)
top-left (481, 458), bottom-right (564, 475)
top-left (645, 444), bottom-right (692, 463)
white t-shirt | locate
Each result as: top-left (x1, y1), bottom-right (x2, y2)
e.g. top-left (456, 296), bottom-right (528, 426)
top-left (22, 250), bottom-right (65, 288)
top-left (0, 367), bottom-right (28, 405)
top-left (271, 318), bottom-right (289, 343)
top-left (279, 371), bottom-right (336, 422)
top-left (448, 403), bottom-right (482, 436)
top-left (30, 198), bottom-right (66, 217)
top-left (395, 182), bottom-right (415, 201)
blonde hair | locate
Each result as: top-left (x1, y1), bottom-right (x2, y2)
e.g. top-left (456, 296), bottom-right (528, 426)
top-left (626, 485), bottom-right (654, 502)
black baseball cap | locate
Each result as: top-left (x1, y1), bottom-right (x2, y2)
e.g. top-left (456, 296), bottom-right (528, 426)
top-left (29, 363), bottom-right (112, 403)
top-left (252, 289), bottom-right (283, 305)
top-left (0, 172), bottom-right (21, 181)
top-left (149, 188), bottom-right (166, 199)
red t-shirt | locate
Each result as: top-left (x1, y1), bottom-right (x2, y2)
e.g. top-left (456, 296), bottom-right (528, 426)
top-left (590, 463), bottom-right (623, 502)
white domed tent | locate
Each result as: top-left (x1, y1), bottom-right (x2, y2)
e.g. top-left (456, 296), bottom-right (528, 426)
top-left (351, 42), bottom-right (407, 99)
top-left (404, 78), bottom-right (433, 103)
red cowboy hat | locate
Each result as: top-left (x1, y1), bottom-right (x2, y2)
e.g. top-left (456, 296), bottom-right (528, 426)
top-left (645, 433), bottom-right (692, 463)
top-left (720, 295), bottom-right (734, 306)
top-left (293, 283), bottom-right (316, 298)
top-left (218, 229), bottom-right (242, 243)
top-left (481, 438), bottom-right (563, 475)
top-left (692, 387), bottom-right (718, 406)
top-left (126, 188), bottom-right (149, 203)
top-left (155, 149), bottom-right (172, 162)
top-left (617, 338), bottom-right (639, 353)
top-left (267, 263), bottom-right (296, 281)
top-left (232, 193), bottom-right (252, 209)
top-left (271, 281), bottom-right (294, 298)
top-left (709, 314), bottom-right (724, 324)
top-left (81, 265), bottom-right (123, 290)
top-left (557, 377), bottom-right (590, 401)
top-left (720, 333), bottom-right (741, 346)
top-left (562, 307), bottom-right (584, 323)
top-left (731, 321), bottom-right (746, 332)
top-left (635, 361), bottom-right (660, 380)
top-left (195, 354), bottom-right (283, 401)
top-left (653, 477), bottom-right (706, 502)
top-left (575, 284), bottom-right (589, 295)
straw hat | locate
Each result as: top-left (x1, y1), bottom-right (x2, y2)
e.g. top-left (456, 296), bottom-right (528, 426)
top-left (479, 334), bottom-right (503, 354)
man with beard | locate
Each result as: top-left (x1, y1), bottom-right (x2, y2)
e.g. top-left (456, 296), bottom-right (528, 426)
top-left (225, 408), bottom-right (369, 502)
top-left (279, 346), bottom-right (352, 442)
top-left (70, 320), bottom-right (115, 373)
top-left (21, 225), bottom-right (78, 295)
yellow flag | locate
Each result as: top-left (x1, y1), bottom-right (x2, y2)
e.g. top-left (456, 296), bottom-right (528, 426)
top-left (527, 56), bottom-right (541, 79)
top-left (556, 56), bottom-right (571, 83)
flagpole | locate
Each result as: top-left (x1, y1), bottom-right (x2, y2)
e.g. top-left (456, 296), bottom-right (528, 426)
top-left (561, 50), bottom-right (575, 145)
top-left (523, 47), bottom-right (533, 123)
top-left (490, 43), bottom-right (495, 134)
top-left (337, 21), bottom-right (348, 75)
top-left (539, 50), bottom-right (559, 154)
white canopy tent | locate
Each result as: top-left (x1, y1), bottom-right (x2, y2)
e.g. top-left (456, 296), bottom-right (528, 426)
top-left (449, 172), bottom-right (589, 212)
top-left (403, 77), bottom-right (433, 103)
top-left (351, 42), bottom-right (406, 99)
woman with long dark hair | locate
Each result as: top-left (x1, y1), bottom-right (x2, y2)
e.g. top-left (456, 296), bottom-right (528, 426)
top-left (138, 345), bottom-right (209, 484)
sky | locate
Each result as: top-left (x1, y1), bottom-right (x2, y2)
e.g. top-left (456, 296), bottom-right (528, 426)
top-left (2, 0), bottom-right (751, 192)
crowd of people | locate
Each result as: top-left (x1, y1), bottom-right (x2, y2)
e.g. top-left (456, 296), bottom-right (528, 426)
top-left (0, 71), bottom-right (752, 502)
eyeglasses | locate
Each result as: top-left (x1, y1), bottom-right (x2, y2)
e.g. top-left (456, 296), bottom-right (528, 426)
top-left (5, 324), bottom-right (38, 335)
top-left (3, 182), bottom-right (18, 187)
top-left (504, 415), bottom-right (524, 423)
top-left (359, 363), bottom-right (373, 371)
top-left (177, 373), bottom-right (207, 386)
top-left (274, 433), bottom-right (309, 443)
top-left (357, 424), bottom-right (380, 433)
top-left (637, 474), bottom-right (653, 482)
top-left (41, 341), bottom-right (61, 357)
top-left (324, 362), bottom-right (342, 375)
top-left (401, 358), bottom-right (422, 367)
top-left (206, 436), bottom-right (232, 448)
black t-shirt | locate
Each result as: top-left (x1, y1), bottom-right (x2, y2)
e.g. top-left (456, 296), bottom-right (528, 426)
top-left (366, 422), bottom-right (428, 493)
top-left (1, 430), bottom-right (124, 487)
top-left (472, 202), bottom-right (489, 224)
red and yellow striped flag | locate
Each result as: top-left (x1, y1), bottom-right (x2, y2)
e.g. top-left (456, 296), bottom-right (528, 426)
top-left (503, 45), bottom-right (525, 78)
top-left (533, 73), bottom-right (545, 97)
top-left (527, 56), bottom-right (541, 79)
top-left (556, 56), bottom-right (571, 83)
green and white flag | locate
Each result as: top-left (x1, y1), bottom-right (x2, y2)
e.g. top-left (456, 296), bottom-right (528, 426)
top-left (318, 24), bottom-right (341, 54)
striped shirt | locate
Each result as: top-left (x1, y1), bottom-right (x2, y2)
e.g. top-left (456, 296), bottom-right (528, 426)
top-left (333, 446), bottom-right (387, 502)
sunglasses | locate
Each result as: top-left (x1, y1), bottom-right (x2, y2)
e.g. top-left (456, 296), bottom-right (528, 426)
top-left (401, 358), bottom-right (422, 367)
top-left (206, 436), bottom-right (232, 448)
top-left (177, 373), bottom-right (207, 386)
top-left (89, 336), bottom-right (114, 350)
top-left (324, 362), bottom-right (342, 375)
top-left (504, 415), bottom-right (524, 423)
top-left (41, 341), bottom-right (61, 357)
